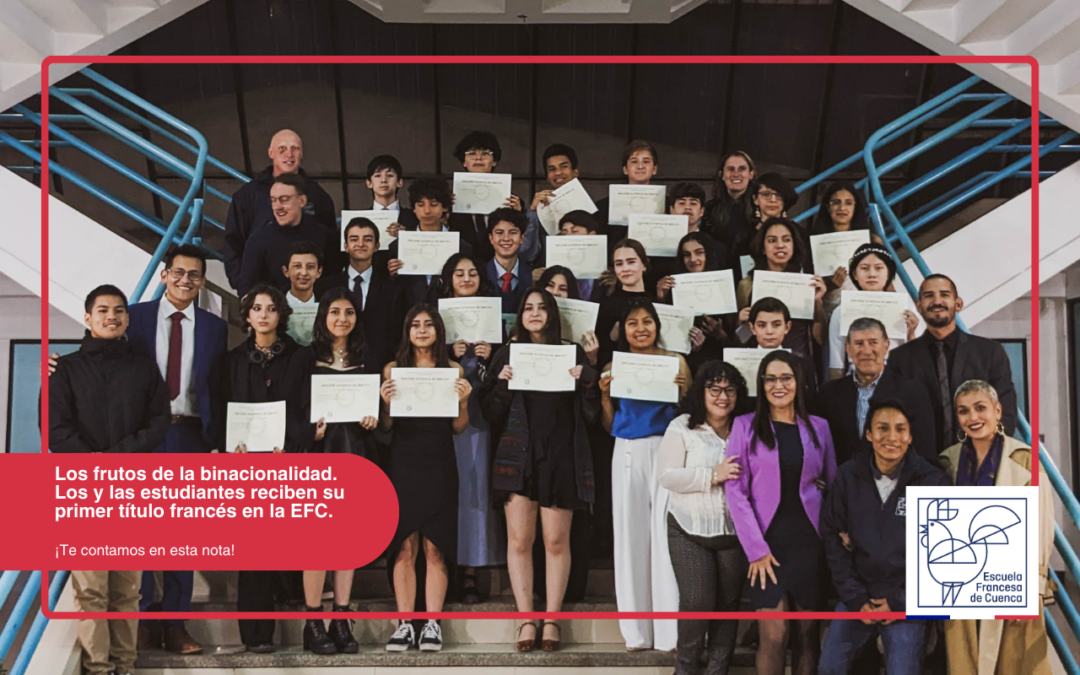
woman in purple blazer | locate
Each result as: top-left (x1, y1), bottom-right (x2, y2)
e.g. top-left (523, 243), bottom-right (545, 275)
top-left (724, 350), bottom-right (836, 675)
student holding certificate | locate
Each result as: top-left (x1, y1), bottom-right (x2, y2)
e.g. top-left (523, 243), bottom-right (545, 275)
top-left (595, 239), bottom-right (653, 368)
top-left (656, 231), bottom-right (730, 369)
top-left (651, 183), bottom-right (732, 289)
top-left (479, 288), bottom-right (599, 653)
top-left (809, 181), bottom-right (881, 288)
top-left (594, 140), bottom-right (661, 250)
top-left (598, 298), bottom-right (691, 653)
top-left (448, 130), bottom-right (526, 263)
top-left (539, 265), bottom-right (601, 365)
top-left (378, 305), bottom-right (471, 653)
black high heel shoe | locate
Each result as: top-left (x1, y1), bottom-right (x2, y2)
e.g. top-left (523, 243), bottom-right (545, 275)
top-left (302, 604), bottom-right (337, 655)
top-left (329, 604), bottom-right (359, 654)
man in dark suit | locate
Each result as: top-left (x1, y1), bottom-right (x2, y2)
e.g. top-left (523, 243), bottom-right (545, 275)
top-left (884, 274), bottom-right (1017, 452)
top-left (316, 217), bottom-right (405, 373)
top-left (484, 207), bottom-right (533, 314)
top-left (818, 317), bottom-right (938, 467)
top-left (447, 130), bottom-right (524, 263)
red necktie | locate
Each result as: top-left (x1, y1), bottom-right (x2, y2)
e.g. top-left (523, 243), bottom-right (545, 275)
top-left (501, 272), bottom-right (513, 293)
top-left (167, 311), bottom-right (183, 401)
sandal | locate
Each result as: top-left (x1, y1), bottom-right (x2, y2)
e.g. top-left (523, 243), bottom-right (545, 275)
top-left (460, 571), bottom-right (485, 605)
top-left (541, 621), bottom-right (561, 652)
top-left (516, 621), bottom-right (537, 652)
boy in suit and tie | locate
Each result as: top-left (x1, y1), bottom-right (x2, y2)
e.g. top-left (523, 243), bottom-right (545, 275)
top-left (485, 207), bottom-right (532, 314)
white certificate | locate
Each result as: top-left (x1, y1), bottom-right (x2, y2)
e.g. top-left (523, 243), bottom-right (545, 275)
top-left (609, 351), bottom-right (680, 403)
top-left (655, 304), bottom-right (695, 355)
top-left (740, 255), bottom-right (755, 279)
top-left (537, 178), bottom-right (598, 235)
top-left (670, 271), bottom-right (738, 316)
top-left (310, 374), bottom-right (380, 423)
top-left (628, 214), bottom-right (688, 257)
top-left (453, 172), bottom-right (512, 214)
top-left (723, 348), bottom-right (789, 398)
top-left (439, 297), bottom-right (503, 344)
top-left (397, 230), bottom-right (460, 276)
top-left (556, 297), bottom-right (600, 346)
top-left (502, 313), bottom-right (517, 340)
top-left (546, 235), bottom-right (608, 279)
top-left (607, 185), bottom-right (666, 226)
top-left (389, 367), bottom-right (459, 417)
top-left (226, 401), bottom-right (286, 453)
top-left (341, 209), bottom-right (399, 251)
top-left (751, 271), bottom-right (816, 320)
top-left (810, 230), bottom-right (870, 276)
top-left (287, 302), bottom-right (318, 347)
top-left (508, 343), bottom-right (577, 392)
top-left (839, 290), bottom-right (909, 341)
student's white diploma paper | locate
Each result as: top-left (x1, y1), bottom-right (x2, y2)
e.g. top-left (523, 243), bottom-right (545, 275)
top-left (537, 178), bottom-right (598, 235)
top-left (810, 230), bottom-right (870, 275)
top-left (309, 374), bottom-right (380, 423)
top-left (340, 209), bottom-right (399, 251)
top-left (556, 297), bottom-right (600, 346)
top-left (226, 401), bottom-right (286, 453)
top-left (740, 255), bottom-right (755, 279)
top-left (751, 271), bottom-right (816, 320)
top-left (502, 313), bottom-right (517, 340)
top-left (607, 185), bottom-right (666, 226)
top-left (508, 343), bottom-right (577, 392)
top-left (546, 236), bottom-right (608, 279)
top-left (628, 213), bottom-right (688, 257)
top-left (610, 351), bottom-right (680, 403)
top-left (723, 348), bottom-right (789, 398)
top-left (670, 271), bottom-right (738, 316)
top-left (839, 290), bottom-right (909, 340)
top-left (287, 303), bottom-right (318, 347)
top-left (453, 172), bottom-right (512, 214)
top-left (439, 297), bottom-right (503, 344)
top-left (397, 231), bottom-right (460, 276)
top-left (389, 367), bottom-right (459, 417)
top-left (655, 304), bottom-right (695, 355)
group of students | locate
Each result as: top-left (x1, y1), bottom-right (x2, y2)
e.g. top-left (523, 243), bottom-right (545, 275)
top-left (46, 129), bottom-right (1054, 675)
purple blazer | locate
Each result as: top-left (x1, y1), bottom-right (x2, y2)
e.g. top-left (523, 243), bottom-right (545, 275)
top-left (723, 413), bottom-right (837, 563)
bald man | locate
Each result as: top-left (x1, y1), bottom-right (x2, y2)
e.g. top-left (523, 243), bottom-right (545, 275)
top-left (223, 129), bottom-right (337, 289)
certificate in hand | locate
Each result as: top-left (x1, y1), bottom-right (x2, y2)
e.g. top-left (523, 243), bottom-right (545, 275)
top-left (397, 231), bottom-right (460, 276)
top-left (628, 213), bottom-right (688, 257)
top-left (609, 351), bottom-right (680, 404)
top-left (740, 255), bottom-right (755, 279)
top-left (502, 313), bottom-right (517, 340)
top-left (751, 271), bottom-right (816, 320)
top-left (810, 230), bottom-right (869, 276)
top-left (723, 348), bottom-right (789, 398)
top-left (453, 172), bottom-right (512, 214)
top-left (288, 302), bottom-right (319, 347)
top-left (226, 401), bottom-right (286, 453)
top-left (607, 185), bottom-right (666, 226)
top-left (556, 297), bottom-right (600, 346)
top-left (439, 297), bottom-right (503, 344)
top-left (341, 209), bottom-right (399, 251)
top-left (546, 235), bottom-right (608, 279)
top-left (670, 271), bottom-right (738, 316)
top-left (839, 290), bottom-right (909, 341)
top-left (310, 374), bottom-right (381, 423)
top-left (389, 367), bottom-right (459, 418)
top-left (655, 304), bottom-right (695, 355)
top-left (509, 343), bottom-right (577, 392)
top-left (537, 178), bottom-right (598, 235)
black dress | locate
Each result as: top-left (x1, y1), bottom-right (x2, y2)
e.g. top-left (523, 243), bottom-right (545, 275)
top-left (749, 421), bottom-right (823, 610)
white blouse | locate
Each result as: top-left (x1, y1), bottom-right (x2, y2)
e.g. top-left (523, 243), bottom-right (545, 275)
top-left (657, 414), bottom-right (735, 538)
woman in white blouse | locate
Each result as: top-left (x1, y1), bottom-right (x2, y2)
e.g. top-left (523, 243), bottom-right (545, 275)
top-left (658, 360), bottom-right (749, 675)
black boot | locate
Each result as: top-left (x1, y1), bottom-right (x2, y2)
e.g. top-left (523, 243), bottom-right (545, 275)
top-left (329, 604), bottom-right (359, 654)
top-left (302, 604), bottom-right (337, 655)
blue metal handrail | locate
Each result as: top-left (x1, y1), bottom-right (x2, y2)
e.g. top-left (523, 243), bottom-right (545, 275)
top-left (0, 572), bottom-right (41, 662)
top-left (9, 571), bottom-right (69, 675)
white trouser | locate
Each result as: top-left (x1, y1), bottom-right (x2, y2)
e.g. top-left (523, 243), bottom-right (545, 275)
top-left (611, 435), bottom-right (679, 651)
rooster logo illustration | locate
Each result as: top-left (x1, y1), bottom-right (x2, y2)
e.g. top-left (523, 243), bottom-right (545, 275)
top-left (919, 499), bottom-right (1022, 606)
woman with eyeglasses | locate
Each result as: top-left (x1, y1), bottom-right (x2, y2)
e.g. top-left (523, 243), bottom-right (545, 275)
top-left (725, 350), bottom-right (836, 675)
top-left (704, 150), bottom-right (756, 254)
top-left (746, 174), bottom-right (798, 239)
top-left (658, 360), bottom-right (749, 675)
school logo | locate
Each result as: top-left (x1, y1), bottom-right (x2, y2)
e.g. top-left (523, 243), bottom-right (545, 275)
top-left (905, 486), bottom-right (1040, 619)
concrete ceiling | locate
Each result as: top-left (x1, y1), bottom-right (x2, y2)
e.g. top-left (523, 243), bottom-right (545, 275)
top-left (348, 0), bottom-right (710, 24)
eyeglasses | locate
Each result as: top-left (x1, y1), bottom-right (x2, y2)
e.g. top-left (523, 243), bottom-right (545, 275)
top-left (269, 195), bottom-right (295, 206)
top-left (757, 190), bottom-right (782, 202)
top-left (167, 269), bottom-right (204, 282)
top-left (763, 374), bottom-right (795, 388)
top-left (465, 150), bottom-right (494, 158)
top-left (706, 385), bottom-right (737, 399)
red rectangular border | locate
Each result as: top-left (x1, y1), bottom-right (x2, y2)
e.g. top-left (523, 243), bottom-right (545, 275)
top-left (37, 54), bottom-right (1040, 622)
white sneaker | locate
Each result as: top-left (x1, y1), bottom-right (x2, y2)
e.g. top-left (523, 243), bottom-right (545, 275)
top-left (418, 620), bottom-right (443, 651)
top-left (385, 621), bottom-right (415, 651)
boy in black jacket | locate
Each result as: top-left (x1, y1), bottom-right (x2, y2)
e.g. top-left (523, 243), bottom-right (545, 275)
top-left (819, 399), bottom-right (949, 675)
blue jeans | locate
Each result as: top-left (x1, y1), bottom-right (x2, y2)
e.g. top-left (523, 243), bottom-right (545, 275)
top-left (819, 602), bottom-right (927, 675)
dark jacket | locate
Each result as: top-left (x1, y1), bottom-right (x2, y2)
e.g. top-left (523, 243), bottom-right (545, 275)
top-left (821, 449), bottom-right (949, 612)
top-left (485, 258), bottom-right (534, 314)
top-left (126, 298), bottom-right (228, 449)
top-left (447, 197), bottom-right (523, 263)
top-left (314, 267), bottom-right (406, 373)
top-left (236, 214), bottom-right (339, 299)
top-left (222, 334), bottom-right (311, 453)
top-left (818, 368), bottom-right (939, 467)
top-left (49, 333), bottom-right (170, 453)
top-left (884, 329), bottom-right (1017, 451)
top-left (224, 166), bottom-right (337, 288)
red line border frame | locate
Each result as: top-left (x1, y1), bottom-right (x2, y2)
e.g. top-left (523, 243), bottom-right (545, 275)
top-left (38, 54), bottom-right (1040, 622)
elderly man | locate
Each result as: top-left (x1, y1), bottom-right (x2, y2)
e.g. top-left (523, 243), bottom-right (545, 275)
top-left (819, 399), bottom-right (949, 675)
top-left (224, 129), bottom-right (336, 289)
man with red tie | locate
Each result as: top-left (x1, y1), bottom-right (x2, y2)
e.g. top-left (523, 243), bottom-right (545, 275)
top-left (484, 207), bottom-right (533, 314)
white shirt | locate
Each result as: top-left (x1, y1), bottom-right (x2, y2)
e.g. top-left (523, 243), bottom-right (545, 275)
top-left (286, 292), bottom-right (318, 346)
top-left (373, 200), bottom-right (400, 211)
top-left (657, 414), bottom-right (735, 538)
top-left (155, 297), bottom-right (196, 416)
top-left (346, 264), bottom-right (373, 309)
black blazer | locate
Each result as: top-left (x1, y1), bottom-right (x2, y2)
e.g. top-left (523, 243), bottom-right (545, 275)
top-left (817, 368), bottom-right (940, 468)
top-left (883, 330), bottom-right (1017, 451)
top-left (314, 268), bottom-right (406, 373)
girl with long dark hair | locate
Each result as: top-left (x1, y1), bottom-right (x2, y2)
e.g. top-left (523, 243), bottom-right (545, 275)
top-left (539, 265), bottom-right (601, 366)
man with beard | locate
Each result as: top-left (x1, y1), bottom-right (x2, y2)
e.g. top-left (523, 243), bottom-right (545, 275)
top-left (884, 273), bottom-right (1016, 451)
